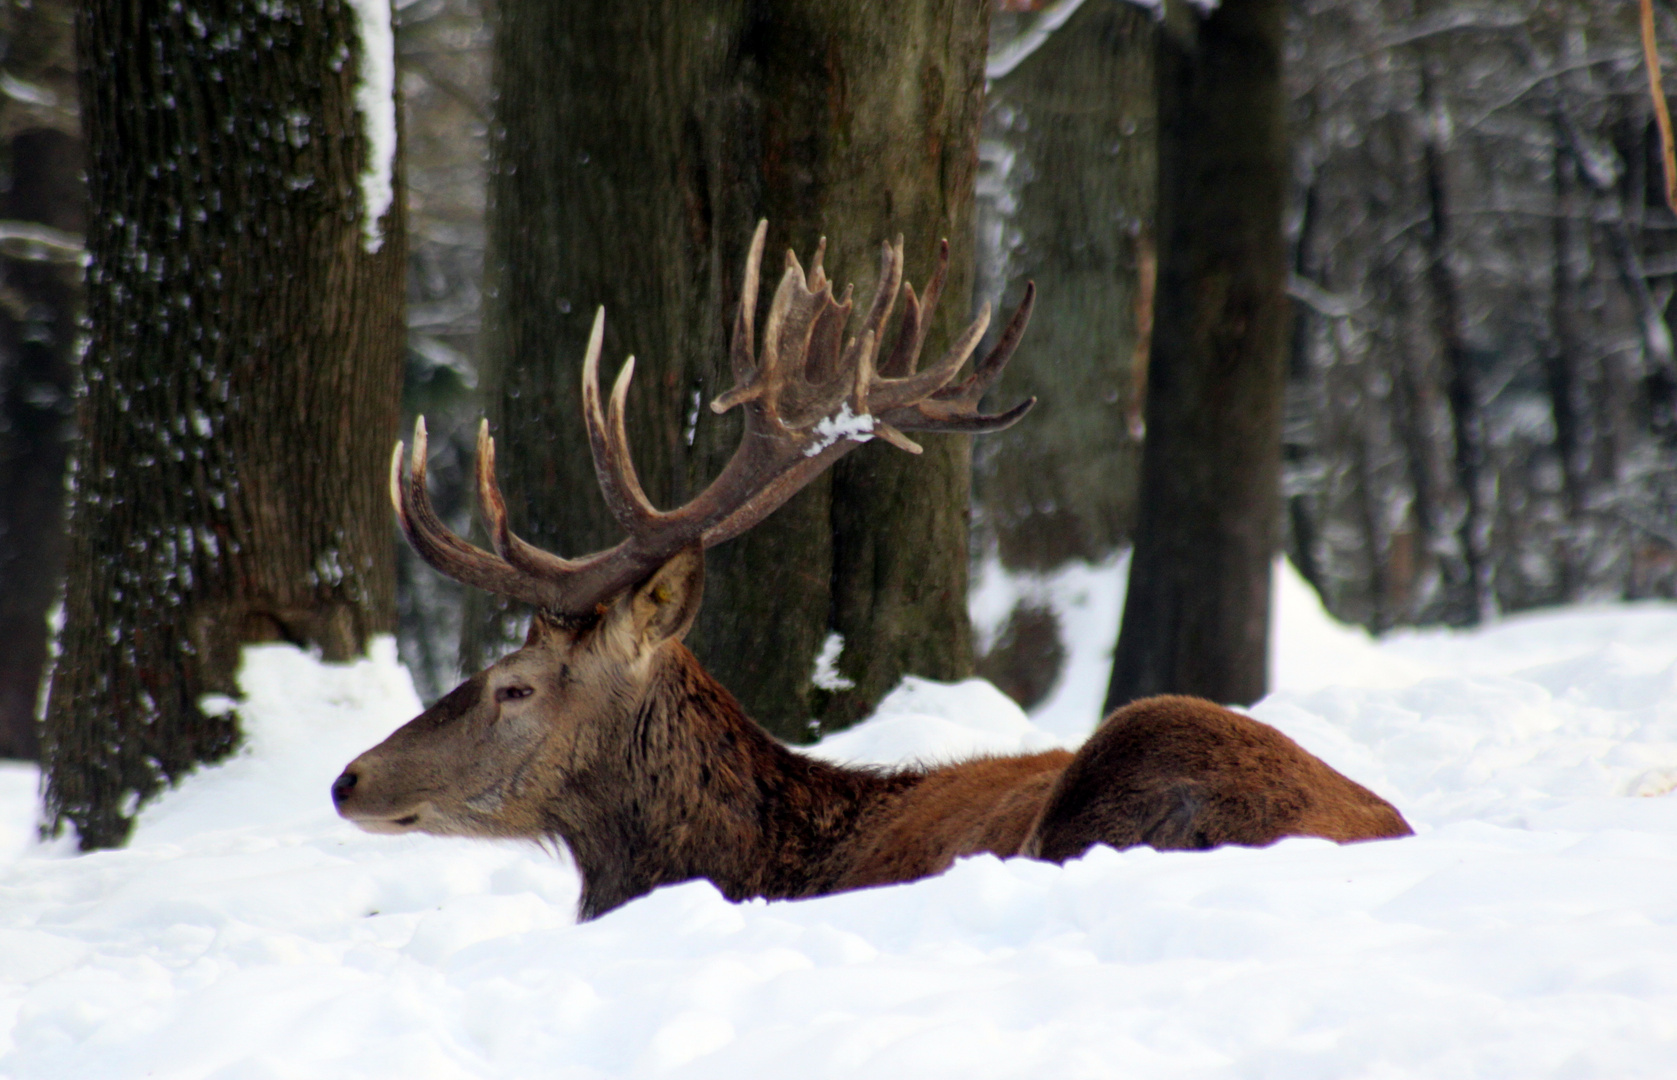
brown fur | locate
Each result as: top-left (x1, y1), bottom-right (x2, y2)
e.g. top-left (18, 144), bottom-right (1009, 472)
top-left (836, 751), bottom-right (1074, 890)
top-left (334, 551), bottom-right (1410, 919)
top-left (1023, 695), bottom-right (1412, 861)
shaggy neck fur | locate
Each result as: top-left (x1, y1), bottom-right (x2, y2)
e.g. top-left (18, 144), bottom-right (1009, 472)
top-left (552, 643), bottom-right (920, 920)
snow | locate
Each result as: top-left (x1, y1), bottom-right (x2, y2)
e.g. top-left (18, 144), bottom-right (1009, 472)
top-left (810, 632), bottom-right (856, 693)
top-left (971, 552), bottom-right (1129, 739)
top-left (346, 0), bottom-right (397, 253)
top-left (988, 0), bottom-right (1097, 82)
top-left (4, 568), bottom-right (1677, 1077)
top-left (803, 404), bottom-right (876, 457)
top-left (987, 0), bottom-right (1170, 85)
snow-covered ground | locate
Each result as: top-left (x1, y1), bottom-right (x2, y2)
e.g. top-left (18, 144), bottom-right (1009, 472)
top-left (3, 562), bottom-right (1677, 1078)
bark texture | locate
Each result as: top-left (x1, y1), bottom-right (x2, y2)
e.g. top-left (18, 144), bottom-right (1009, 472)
top-left (44, 0), bottom-right (405, 848)
top-left (1106, 0), bottom-right (1288, 711)
top-left (475, 0), bottom-right (991, 740)
top-left (0, 0), bottom-right (82, 760)
top-left (970, 1), bottom-right (1156, 711)
top-left (974, 0), bottom-right (1155, 572)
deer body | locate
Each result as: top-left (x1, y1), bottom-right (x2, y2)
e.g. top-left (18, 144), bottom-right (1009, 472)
top-left (334, 224), bottom-right (1410, 920)
top-left (338, 553), bottom-right (1409, 920)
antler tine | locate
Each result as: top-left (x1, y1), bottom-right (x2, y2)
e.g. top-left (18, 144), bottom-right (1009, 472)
top-left (474, 418), bottom-right (509, 551)
top-left (807, 236), bottom-right (829, 291)
top-left (605, 355), bottom-right (665, 523)
top-left (880, 280), bottom-right (921, 379)
top-left (878, 282), bottom-right (1038, 436)
top-left (886, 393), bottom-right (1037, 435)
top-left (729, 220), bottom-right (768, 386)
top-left (839, 236), bottom-right (904, 382)
top-left (849, 327), bottom-right (878, 418)
top-left (868, 301), bottom-right (990, 413)
top-left (711, 249), bottom-right (806, 418)
top-left (880, 238), bottom-right (949, 377)
top-left (581, 309), bottom-right (664, 533)
top-left (392, 417), bottom-right (569, 610)
top-left (475, 420), bottom-right (597, 584)
top-left (868, 236), bottom-right (905, 340)
top-left (933, 280), bottom-right (1037, 403)
top-left (918, 239), bottom-right (950, 333)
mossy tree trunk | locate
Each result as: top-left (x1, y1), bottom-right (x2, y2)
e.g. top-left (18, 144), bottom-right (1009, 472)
top-left (475, 0), bottom-right (990, 740)
top-left (1105, 0), bottom-right (1288, 711)
top-left (43, 0), bottom-right (405, 849)
top-left (974, 0), bottom-right (1155, 574)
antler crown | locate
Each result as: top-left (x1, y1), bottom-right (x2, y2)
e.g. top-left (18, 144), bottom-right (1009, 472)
top-left (393, 220), bottom-right (1036, 617)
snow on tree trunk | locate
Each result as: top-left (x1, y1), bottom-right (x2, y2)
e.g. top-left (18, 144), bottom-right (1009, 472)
top-left (43, 0), bottom-right (405, 849)
top-left (972, 0), bottom-right (1155, 575)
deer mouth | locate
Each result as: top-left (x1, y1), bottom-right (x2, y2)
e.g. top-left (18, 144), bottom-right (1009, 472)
top-left (333, 765), bottom-right (438, 833)
top-left (345, 810), bottom-right (426, 835)
top-left (335, 789), bottom-right (431, 833)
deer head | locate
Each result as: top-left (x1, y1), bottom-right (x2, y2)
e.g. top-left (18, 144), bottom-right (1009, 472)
top-left (332, 222), bottom-right (1035, 844)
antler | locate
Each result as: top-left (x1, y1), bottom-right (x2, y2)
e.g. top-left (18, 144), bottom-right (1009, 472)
top-left (393, 220), bottom-right (1036, 618)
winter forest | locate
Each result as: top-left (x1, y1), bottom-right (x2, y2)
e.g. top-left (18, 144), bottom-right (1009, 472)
top-left (1, 0), bottom-right (1676, 1076)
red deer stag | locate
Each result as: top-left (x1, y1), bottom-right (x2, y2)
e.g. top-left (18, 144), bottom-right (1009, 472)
top-left (333, 223), bottom-right (1411, 920)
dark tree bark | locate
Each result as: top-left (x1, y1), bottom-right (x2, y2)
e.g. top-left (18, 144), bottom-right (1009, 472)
top-left (1546, 122), bottom-right (1589, 598)
top-left (0, 0), bottom-right (82, 760)
top-left (43, 0), bottom-right (406, 849)
top-left (1417, 69), bottom-right (1493, 626)
top-left (0, 131), bottom-right (81, 762)
top-left (1105, 0), bottom-right (1288, 712)
top-left (475, 0), bottom-right (990, 741)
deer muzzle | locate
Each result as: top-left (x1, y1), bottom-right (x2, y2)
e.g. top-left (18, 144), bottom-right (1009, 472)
top-left (331, 761), bottom-right (429, 834)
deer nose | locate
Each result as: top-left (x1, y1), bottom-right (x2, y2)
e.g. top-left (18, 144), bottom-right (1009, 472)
top-left (331, 769), bottom-right (359, 806)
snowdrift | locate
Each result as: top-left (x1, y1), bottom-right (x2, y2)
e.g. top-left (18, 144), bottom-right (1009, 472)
top-left (2, 563), bottom-right (1676, 1078)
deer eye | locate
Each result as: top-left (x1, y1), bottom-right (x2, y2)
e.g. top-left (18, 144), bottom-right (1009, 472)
top-left (495, 684), bottom-right (534, 703)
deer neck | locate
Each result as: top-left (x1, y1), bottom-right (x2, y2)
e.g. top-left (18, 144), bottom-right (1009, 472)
top-left (558, 643), bottom-right (916, 920)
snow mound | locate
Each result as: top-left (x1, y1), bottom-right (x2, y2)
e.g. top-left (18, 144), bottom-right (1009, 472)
top-left (132, 639), bottom-right (423, 844)
top-left (809, 677), bottom-right (1066, 766)
top-left (2, 580), bottom-right (1676, 1077)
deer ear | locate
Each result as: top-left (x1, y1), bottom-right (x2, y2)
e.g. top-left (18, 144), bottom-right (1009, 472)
top-left (630, 545), bottom-right (705, 646)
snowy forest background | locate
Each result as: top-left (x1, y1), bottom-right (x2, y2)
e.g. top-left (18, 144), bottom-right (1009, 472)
top-left (1, 0), bottom-right (1675, 745)
top-left (380, 0), bottom-right (1677, 709)
top-left (3, 4), bottom-right (1676, 1071)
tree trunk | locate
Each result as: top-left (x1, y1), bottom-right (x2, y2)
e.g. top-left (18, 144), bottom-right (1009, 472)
top-left (773, 2), bottom-right (990, 735)
top-left (973, 0), bottom-right (1156, 573)
top-left (0, 0), bottom-right (82, 760)
top-left (1416, 70), bottom-right (1493, 626)
top-left (1105, 0), bottom-right (1288, 712)
top-left (475, 0), bottom-right (990, 741)
top-left (388, 0), bottom-right (492, 707)
top-left (43, 0), bottom-right (405, 849)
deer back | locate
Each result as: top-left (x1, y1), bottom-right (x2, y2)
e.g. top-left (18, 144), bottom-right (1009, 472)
top-left (1024, 695), bottom-right (1413, 861)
